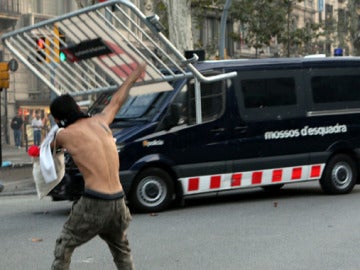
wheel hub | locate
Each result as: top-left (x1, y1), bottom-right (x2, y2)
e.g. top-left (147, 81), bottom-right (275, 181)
top-left (336, 168), bottom-right (347, 182)
top-left (332, 162), bottom-right (352, 186)
top-left (137, 178), bottom-right (166, 207)
top-left (144, 181), bottom-right (160, 199)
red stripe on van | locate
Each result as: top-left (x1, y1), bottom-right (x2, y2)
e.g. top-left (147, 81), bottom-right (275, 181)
top-left (310, 165), bottom-right (321, 178)
top-left (272, 169), bottom-right (283, 182)
top-left (188, 177), bottom-right (199, 191)
top-left (291, 167), bottom-right (302, 180)
top-left (252, 172), bottom-right (262, 184)
top-left (210, 175), bottom-right (221, 189)
top-left (231, 173), bottom-right (242, 187)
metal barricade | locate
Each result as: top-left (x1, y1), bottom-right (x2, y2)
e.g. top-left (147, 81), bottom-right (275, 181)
top-left (1, 0), bottom-right (236, 96)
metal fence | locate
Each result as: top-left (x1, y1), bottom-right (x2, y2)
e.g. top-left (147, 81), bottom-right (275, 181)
top-left (1, 0), bottom-right (236, 97)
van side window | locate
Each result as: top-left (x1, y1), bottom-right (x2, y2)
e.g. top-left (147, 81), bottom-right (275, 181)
top-left (242, 78), bottom-right (296, 108)
top-left (312, 75), bottom-right (360, 103)
top-left (173, 79), bottom-right (225, 125)
top-left (235, 74), bottom-right (301, 121)
top-left (188, 79), bottom-right (224, 124)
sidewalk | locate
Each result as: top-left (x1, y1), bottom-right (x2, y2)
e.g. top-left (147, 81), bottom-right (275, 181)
top-left (0, 144), bottom-right (36, 196)
top-left (1, 144), bottom-right (33, 167)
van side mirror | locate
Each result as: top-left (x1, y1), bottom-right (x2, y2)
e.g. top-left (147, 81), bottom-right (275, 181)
top-left (162, 103), bottom-right (181, 130)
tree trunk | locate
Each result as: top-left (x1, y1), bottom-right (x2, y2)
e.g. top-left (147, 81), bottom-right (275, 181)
top-left (162, 0), bottom-right (193, 52)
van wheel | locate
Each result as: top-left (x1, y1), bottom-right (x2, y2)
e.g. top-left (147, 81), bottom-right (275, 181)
top-left (130, 168), bottom-right (174, 213)
top-left (320, 154), bottom-right (357, 194)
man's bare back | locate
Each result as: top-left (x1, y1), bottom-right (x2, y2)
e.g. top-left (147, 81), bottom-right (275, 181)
top-left (53, 63), bottom-right (146, 195)
top-left (56, 115), bottom-right (122, 194)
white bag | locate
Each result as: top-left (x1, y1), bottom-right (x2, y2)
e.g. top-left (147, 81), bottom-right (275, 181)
top-left (32, 129), bottom-right (65, 199)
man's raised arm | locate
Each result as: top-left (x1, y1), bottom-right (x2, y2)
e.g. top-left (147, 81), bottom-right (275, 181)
top-left (101, 63), bottom-right (146, 124)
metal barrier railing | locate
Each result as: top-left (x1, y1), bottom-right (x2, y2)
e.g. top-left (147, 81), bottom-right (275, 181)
top-left (1, 0), bottom-right (236, 97)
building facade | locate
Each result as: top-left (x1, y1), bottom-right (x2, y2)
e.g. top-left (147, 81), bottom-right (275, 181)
top-left (0, 0), bottom-right (77, 147)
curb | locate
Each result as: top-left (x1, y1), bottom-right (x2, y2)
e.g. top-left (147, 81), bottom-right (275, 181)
top-left (0, 164), bottom-right (36, 197)
top-left (0, 189), bottom-right (36, 197)
top-left (0, 163), bottom-right (33, 170)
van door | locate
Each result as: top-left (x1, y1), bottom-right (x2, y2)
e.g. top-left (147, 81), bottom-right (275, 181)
top-left (161, 77), bottom-right (232, 195)
top-left (229, 69), bottom-right (311, 188)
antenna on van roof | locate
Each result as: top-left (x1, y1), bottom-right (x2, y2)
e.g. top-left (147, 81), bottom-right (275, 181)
top-left (1, 0), bottom-right (236, 97)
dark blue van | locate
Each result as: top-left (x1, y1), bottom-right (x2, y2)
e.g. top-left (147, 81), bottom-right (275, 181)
top-left (50, 57), bottom-right (360, 212)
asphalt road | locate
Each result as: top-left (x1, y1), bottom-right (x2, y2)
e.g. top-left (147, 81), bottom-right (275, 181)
top-left (2, 182), bottom-right (360, 270)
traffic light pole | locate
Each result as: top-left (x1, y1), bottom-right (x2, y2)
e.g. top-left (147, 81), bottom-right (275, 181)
top-left (219, 0), bottom-right (232, 60)
top-left (0, 88), bottom-right (2, 166)
top-left (0, 60), bottom-right (14, 166)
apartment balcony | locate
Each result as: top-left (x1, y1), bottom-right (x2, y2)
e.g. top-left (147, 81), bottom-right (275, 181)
top-left (0, 0), bottom-right (21, 30)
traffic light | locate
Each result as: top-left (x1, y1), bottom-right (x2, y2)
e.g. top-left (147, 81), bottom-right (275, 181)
top-left (59, 50), bottom-right (67, 62)
top-left (0, 62), bottom-right (9, 89)
top-left (37, 38), bottom-right (45, 49)
top-left (35, 37), bottom-right (47, 62)
top-left (54, 25), bottom-right (67, 62)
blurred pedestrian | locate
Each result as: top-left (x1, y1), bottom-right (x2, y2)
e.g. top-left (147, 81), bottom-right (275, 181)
top-left (31, 113), bottom-right (43, 146)
top-left (42, 113), bottom-right (51, 138)
top-left (10, 112), bottom-right (23, 148)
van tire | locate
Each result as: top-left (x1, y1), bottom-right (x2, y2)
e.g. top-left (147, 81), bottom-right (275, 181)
top-left (130, 168), bottom-right (174, 212)
top-left (320, 154), bottom-right (357, 194)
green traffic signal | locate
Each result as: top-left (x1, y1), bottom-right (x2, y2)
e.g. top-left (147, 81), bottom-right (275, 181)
top-left (59, 51), bottom-right (66, 62)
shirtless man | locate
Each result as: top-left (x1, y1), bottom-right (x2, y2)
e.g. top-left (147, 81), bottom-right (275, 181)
top-left (50, 64), bottom-right (146, 270)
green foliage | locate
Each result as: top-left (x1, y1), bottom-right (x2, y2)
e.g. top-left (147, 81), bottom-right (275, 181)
top-left (348, 0), bottom-right (360, 55)
top-left (153, 0), bottom-right (169, 37)
top-left (191, 0), bottom-right (225, 28)
top-left (228, 0), bottom-right (324, 57)
top-left (231, 0), bottom-right (288, 51)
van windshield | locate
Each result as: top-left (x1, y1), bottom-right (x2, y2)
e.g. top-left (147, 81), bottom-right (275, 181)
top-left (115, 93), bottom-right (159, 119)
top-left (88, 92), bottom-right (168, 120)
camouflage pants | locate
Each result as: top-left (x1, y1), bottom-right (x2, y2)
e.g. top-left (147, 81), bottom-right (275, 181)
top-left (51, 196), bottom-right (134, 270)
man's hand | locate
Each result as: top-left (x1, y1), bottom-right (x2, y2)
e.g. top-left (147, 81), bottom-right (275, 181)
top-left (122, 63), bottom-right (146, 87)
top-left (114, 62), bottom-right (146, 104)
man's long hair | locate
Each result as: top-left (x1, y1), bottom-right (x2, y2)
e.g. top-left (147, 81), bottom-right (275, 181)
top-left (50, 94), bottom-right (89, 127)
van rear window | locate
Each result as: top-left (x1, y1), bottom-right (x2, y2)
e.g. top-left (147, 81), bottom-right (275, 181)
top-left (241, 78), bottom-right (296, 108)
top-left (311, 75), bottom-right (360, 103)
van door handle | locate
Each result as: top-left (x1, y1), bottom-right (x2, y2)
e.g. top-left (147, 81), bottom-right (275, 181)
top-left (211, 128), bottom-right (225, 133)
top-left (234, 126), bottom-right (248, 133)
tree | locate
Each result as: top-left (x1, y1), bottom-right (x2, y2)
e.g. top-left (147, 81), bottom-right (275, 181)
top-left (229, 0), bottom-right (323, 57)
top-left (229, 0), bottom-right (289, 57)
top-left (160, 0), bottom-right (194, 52)
top-left (276, 0), bottom-right (323, 57)
top-left (348, 0), bottom-right (360, 55)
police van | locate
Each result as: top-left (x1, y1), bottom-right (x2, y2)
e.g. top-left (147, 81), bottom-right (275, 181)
top-left (51, 57), bottom-right (360, 212)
